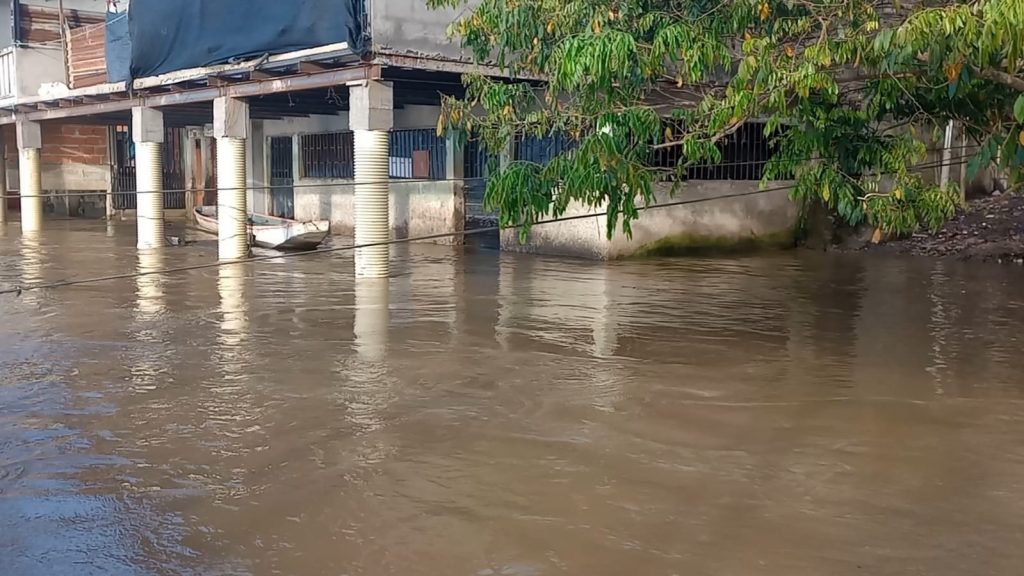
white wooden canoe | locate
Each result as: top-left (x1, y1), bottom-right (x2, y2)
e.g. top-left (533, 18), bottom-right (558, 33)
top-left (194, 206), bottom-right (330, 251)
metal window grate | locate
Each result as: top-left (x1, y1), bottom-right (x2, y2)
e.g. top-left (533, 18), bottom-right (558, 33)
top-left (300, 131), bottom-right (354, 179)
top-left (464, 136), bottom-right (499, 223)
top-left (388, 129), bottom-right (446, 180)
top-left (652, 122), bottom-right (785, 181)
top-left (515, 133), bottom-right (574, 165)
top-left (299, 129), bottom-right (448, 180)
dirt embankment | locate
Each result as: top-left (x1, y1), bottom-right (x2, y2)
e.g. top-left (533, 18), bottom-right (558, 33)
top-left (853, 193), bottom-right (1024, 263)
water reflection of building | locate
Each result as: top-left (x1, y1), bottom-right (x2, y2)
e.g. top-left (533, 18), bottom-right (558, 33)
top-left (495, 253), bottom-right (625, 412)
top-left (497, 254), bottom-right (621, 357)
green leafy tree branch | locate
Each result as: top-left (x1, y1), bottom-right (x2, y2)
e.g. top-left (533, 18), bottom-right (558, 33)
top-left (429, 0), bottom-right (1024, 237)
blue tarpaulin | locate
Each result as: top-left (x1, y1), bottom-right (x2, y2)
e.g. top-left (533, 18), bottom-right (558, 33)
top-left (107, 0), bottom-right (365, 82)
top-left (105, 11), bottom-right (131, 83)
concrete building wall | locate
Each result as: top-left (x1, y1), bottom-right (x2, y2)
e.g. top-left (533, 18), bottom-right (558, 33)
top-left (253, 106), bottom-right (459, 243)
top-left (262, 114), bottom-right (350, 137)
top-left (259, 106), bottom-right (441, 137)
top-left (14, 46), bottom-right (66, 99)
top-left (3, 122), bottom-right (110, 215)
top-left (4, 123), bottom-right (109, 172)
top-left (501, 181), bottom-right (799, 259)
top-left (293, 179), bottom-right (462, 244)
top-left (368, 0), bottom-right (472, 61)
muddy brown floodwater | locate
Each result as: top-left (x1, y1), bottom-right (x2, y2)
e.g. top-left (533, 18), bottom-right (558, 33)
top-left (2, 221), bottom-right (1024, 576)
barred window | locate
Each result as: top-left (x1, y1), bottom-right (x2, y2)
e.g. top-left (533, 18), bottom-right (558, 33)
top-left (389, 129), bottom-right (446, 179)
top-left (300, 131), bottom-right (354, 179)
top-left (300, 130), bottom-right (449, 180)
top-left (651, 122), bottom-right (784, 181)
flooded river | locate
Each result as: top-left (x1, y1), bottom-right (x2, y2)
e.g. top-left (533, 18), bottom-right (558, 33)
top-left (2, 221), bottom-right (1024, 575)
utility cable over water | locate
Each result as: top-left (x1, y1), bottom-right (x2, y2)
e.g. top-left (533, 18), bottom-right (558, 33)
top-left (0, 155), bottom-right (975, 297)
top-left (0, 186), bottom-right (785, 296)
top-left (0, 143), bottom-right (984, 202)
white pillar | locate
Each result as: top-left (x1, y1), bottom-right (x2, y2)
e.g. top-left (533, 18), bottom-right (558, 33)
top-left (214, 97), bottom-right (251, 261)
top-left (350, 80), bottom-right (393, 278)
top-left (17, 121), bottom-right (43, 233)
top-left (939, 120), bottom-right (955, 191)
top-left (132, 107), bottom-right (165, 249)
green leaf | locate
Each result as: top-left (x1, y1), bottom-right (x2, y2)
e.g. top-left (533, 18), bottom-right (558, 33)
top-left (1015, 95), bottom-right (1024, 124)
top-left (966, 154), bottom-right (983, 181)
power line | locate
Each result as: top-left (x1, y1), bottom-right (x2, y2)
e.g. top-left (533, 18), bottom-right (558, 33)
top-left (0, 150), bottom-right (983, 250)
top-left (0, 155), bottom-right (978, 297)
top-left (0, 183), bottom-right (799, 297)
top-left (0, 143), bottom-right (984, 201)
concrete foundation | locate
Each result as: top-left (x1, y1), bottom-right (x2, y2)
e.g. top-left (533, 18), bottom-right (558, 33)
top-left (501, 181), bottom-right (799, 259)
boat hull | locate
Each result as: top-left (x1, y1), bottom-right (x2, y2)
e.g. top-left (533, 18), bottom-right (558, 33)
top-left (193, 207), bottom-right (330, 251)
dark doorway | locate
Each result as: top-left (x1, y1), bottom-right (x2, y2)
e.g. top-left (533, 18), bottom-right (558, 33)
top-left (269, 136), bottom-right (294, 218)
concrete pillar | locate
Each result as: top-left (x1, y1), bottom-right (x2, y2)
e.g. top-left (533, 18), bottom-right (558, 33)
top-left (17, 121), bottom-right (43, 232)
top-left (132, 107), bottom-right (165, 249)
top-left (939, 120), bottom-right (955, 191)
top-left (214, 97), bottom-right (251, 261)
top-left (445, 130), bottom-right (466, 245)
top-left (0, 134), bottom-right (8, 224)
top-left (350, 80), bottom-right (393, 278)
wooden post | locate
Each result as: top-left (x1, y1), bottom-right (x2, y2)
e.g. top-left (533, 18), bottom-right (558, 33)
top-left (58, 0), bottom-right (70, 85)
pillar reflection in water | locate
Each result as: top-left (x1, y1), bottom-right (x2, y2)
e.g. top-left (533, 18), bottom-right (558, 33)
top-left (333, 277), bottom-right (394, 463)
top-left (589, 265), bottom-right (619, 359)
top-left (134, 249), bottom-right (166, 322)
top-left (217, 263), bottom-right (250, 379)
top-left (495, 255), bottom-right (520, 351)
top-left (130, 249), bottom-right (168, 392)
top-left (18, 232), bottom-right (43, 290)
top-left (8, 232), bottom-right (41, 307)
top-left (353, 277), bottom-right (390, 361)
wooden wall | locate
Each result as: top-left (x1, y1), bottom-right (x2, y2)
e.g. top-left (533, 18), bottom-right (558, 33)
top-left (19, 5), bottom-right (104, 44)
top-left (67, 19), bottom-right (106, 88)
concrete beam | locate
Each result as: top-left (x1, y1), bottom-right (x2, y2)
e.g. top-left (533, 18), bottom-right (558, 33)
top-left (214, 97), bottom-right (250, 139)
top-left (0, 65), bottom-right (382, 125)
top-left (16, 121), bottom-right (42, 150)
top-left (375, 53), bottom-right (544, 81)
top-left (349, 80), bottom-right (394, 132)
top-left (132, 107), bottom-right (165, 144)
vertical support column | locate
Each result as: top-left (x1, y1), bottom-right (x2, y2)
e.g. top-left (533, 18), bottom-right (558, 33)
top-left (132, 107), bottom-right (165, 249)
top-left (105, 126), bottom-right (115, 221)
top-left (445, 130), bottom-right (466, 244)
top-left (939, 120), bottom-right (955, 192)
top-left (350, 80), bottom-right (393, 278)
top-left (214, 96), bottom-right (250, 261)
top-left (0, 133), bottom-right (8, 224)
top-left (17, 121), bottom-right (43, 232)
